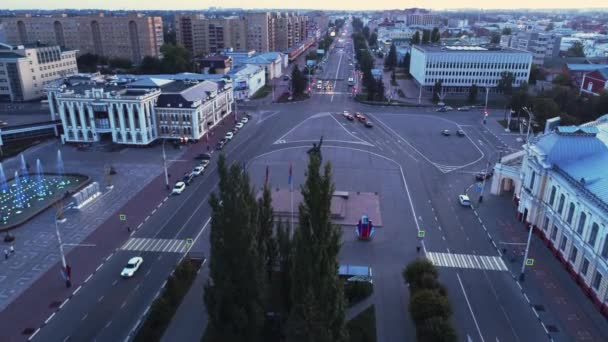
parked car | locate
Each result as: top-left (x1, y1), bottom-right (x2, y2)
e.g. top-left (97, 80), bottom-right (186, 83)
top-left (235, 122), bottom-right (244, 129)
top-left (225, 132), bottom-right (234, 140)
top-left (458, 195), bottom-right (471, 207)
top-left (365, 121), bottom-right (374, 128)
top-left (354, 112), bottom-right (364, 120)
top-left (192, 165), bottom-right (205, 176)
top-left (172, 182), bottom-right (186, 195)
top-left (199, 159), bottom-right (210, 168)
top-left (436, 107), bottom-right (448, 112)
top-left (475, 171), bottom-right (494, 181)
top-left (457, 106), bottom-right (471, 111)
top-left (182, 172), bottom-right (194, 185)
top-left (457, 130), bottom-right (466, 136)
top-left (441, 129), bottom-right (451, 136)
top-left (343, 110), bottom-right (351, 117)
top-left (346, 114), bottom-right (354, 121)
top-left (121, 257), bottom-right (143, 278)
top-left (241, 117), bottom-right (249, 124)
top-left (245, 112), bottom-right (252, 119)
top-left (0, 120), bottom-right (8, 127)
top-left (195, 153), bottom-right (212, 160)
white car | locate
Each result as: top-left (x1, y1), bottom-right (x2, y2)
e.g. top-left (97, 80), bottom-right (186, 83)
top-left (192, 165), bottom-right (205, 176)
top-left (225, 132), bottom-right (234, 140)
top-left (241, 117), bottom-right (249, 124)
top-left (121, 257), bottom-right (143, 278)
top-left (172, 181), bottom-right (186, 195)
top-left (199, 159), bottom-right (210, 168)
top-left (343, 111), bottom-right (351, 117)
top-left (235, 122), bottom-right (244, 129)
top-left (458, 195), bottom-right (471, 207)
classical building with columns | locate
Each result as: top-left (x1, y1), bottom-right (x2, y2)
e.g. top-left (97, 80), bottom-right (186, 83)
top-left (45, 73), bottom-right (233, 145)
top-left (491, 115), bottom-right (608, 316)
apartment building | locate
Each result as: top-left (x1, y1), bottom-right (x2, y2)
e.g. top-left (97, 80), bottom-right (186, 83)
top-left (405, 9), bottom-right (440, 27)
top-left (175, 14), bottom-right (247, 57)
top-left (274, 13), bottom-right (308, 52)
top-left (410, 45), bottom-right (532, 93)
top-left (0, 42), bottom-right (77, 102)
top-left (45, 73), bottom-right (233, 145)
top-left (1, 13), bottom-right (163, 63)
top-left (245, 12), bottom-right (276, 53)
top-left (502, 31), bottom-right (562, 66)
top-left (492, 116), bottom-right (608, 314)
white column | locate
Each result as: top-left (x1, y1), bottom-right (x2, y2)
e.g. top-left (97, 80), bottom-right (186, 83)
top-left (127, 104), bottom-right (136, 144)
top-left (67, 103), bottom-right (77, 140)
top-left (108, 103), bottom-right (117, 141)
top-left (117, 104), bottom-right (126, 143)
top-left (86, 104), bottom-right (97, 141)
top-left (138, 103), bottom-right (146, 144)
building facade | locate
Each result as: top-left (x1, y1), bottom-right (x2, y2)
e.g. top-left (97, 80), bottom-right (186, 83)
top-left (410, 45), bottom-right (532, 93)
top-left (492, 117), bottom-right (608, 314)
top-left (2, 13), bottom-right (163, 63)
top-left (274, 12), bottom-right (308, 52)
top-left (245, 12), bottom-right (276, 53)
top-left (405, 10), bottom-right (440, 27)
top-left (580, 69), bottom-right (608, 96)
top-left (46, 73), bottom-right (233, 145)
top-left (502, 31), bottom-right (562, 66)
top-left (175, 14), bottom-right (247, 57)
top-left (0, 42), bottom-right (78, 102)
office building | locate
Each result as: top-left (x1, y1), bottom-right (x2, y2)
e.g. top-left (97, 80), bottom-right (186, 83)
top-left (45, 73), bottom-right (233, 145)
top-left (502, 31), bottom-right (562, 66)
top-left (274, 13), bottom-right (308, 52)
top-left (405, 9), bottom-right (440, 27)
top-left (1, 13), bottom-right (163, 63)
top-left (0, 42), bottom-right (78, 102)
top-left (175, 14), bottom-right (247, 57)
top-left (409, 45), bottom-right (532, 93)
top-left (492, 116), bottom-right (608, 311)
top-left (245, 12), bottom-right (276, 53)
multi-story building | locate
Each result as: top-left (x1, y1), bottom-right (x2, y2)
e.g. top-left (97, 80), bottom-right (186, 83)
top-left (45, 73), bottom-right (233, 145)
top-left (410, 45), bottom-right (532, 93)
top-left (502, 31), bottom-right (562, 66)
top-left (175, 14), bottom-right (247, 57)
top-left (492, 116), bottom-right (608, 313)
top-left (0, 42), bottom-right (78, 102)
top-left (1, 13), bottom-right (163, 63)
top-left (274, 12), bottom-right (308, 52)
top-left (405, 9), bottom-right (440, 27)
top-left (245, 12), bottom-right (276, 53)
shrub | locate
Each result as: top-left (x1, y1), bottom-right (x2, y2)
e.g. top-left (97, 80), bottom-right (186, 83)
top-left (409, 289), bottom-right (452, 324)
top-left (403, 259), bottom-right (437, 291)
top-left (344, 281), bottom-right (374, 306)
top-left (417, 316), bottom-right (457, 342)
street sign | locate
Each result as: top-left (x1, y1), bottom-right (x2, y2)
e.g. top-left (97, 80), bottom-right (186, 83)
top-left (119, 214), bottom-right (127, 221)
top-left (186, 238), bottom-right (193, 246)
top-left (417, 230), bottom-right (426, 238)
top-left (525, 258), bottom-right (535, 266)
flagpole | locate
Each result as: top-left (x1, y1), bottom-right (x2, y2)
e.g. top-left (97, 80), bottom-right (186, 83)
top-left (290, 165), bottom-right (294, 237)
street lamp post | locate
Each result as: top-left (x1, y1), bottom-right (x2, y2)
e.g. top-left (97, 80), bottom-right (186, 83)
top-left (162, 140), bottom-right (169, 190)
top-left (478, 162), bottom-right (491, 203)
top-left (54, 212), bottom-right (71, 288)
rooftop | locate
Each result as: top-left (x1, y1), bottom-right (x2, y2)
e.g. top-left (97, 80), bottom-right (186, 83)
top-left (413, 44), bottom-right (531, 54)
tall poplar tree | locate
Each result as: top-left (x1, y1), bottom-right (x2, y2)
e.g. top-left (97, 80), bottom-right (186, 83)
top-left (204, 155), bottom-right (266, 341)
top-left (287, 151), bottom-right (347, 342)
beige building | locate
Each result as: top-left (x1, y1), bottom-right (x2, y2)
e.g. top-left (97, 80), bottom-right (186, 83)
top-left (1, 13), bottom-right (163, 63)
top-left (274, 12), bottom-right (308, 52)
top-left (245, 12), bottom-right (276, 53)
top-left (175, 14), bottom-right (247, 57)
top-left (0, 42), bottom-right (77, 102)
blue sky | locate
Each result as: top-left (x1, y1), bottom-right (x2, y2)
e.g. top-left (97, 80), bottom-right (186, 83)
top-left (2, 0), bottom-right (607, 10)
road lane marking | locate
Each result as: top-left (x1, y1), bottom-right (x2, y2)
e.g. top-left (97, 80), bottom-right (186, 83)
top-left (98, 296), bottom-right (104, 302)
top-left (112, 280), bottom-right (118, 286)
top-left (63, 336), bottom-right (70, 342)
top-left (85, 274), bottom-right (93, 283)
top-left (44, 312), bottom-right (55, 324)
top-left (81, 314), bottom-right (88, 321)
top-left (72, 285), bottom-right (82, 296)
top-left (104, 321), bottom-right (111, 329)
top-left (457, 273), bottom-right (485, 342)
top-left (27, 328), bottom-right (41, 341)
top-left (145, 269), bottom-right (151, 277)
top-left (121, 301), bottom-right (127, 309)
top-left (59, 298), bottom-right (69, 309)
top-left (96, 263), bottom-right (103, 272)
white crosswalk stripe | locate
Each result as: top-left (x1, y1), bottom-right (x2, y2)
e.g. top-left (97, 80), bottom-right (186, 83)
top-left (427, 252), bottom-right (508, 272)
top-left (120, 238), bottom-right (190, 254)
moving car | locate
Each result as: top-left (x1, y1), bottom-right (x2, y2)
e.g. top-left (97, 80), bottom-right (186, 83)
top-left (192, 165), bottom-right (205, 176)
top-left (235, 122), bottom-right (244, 129)
top-left (436, 107), bottom-right (448, 112)
top-left (195, 153), bottom-right (212, 160)
top-left (475, 171), bottom-right (494, 181)
top-left (364, 121), bottom-right (373, 128)
top-left (457, 130), bottom-right (466, 136)
top-left (121, 257), bottom-right (143, 278)
top-left (441, 129), bottom-right (451, 136)
top-left (225, 132), bottom-right (234, 140)
top-left (172, 182), bottom-right (186, 195)
top-left (357, 115), bottom-right (367, 123)
top-left (458, 195), bottom-right (471, 207)
top-left (457, 106), bottom-right (471, 111)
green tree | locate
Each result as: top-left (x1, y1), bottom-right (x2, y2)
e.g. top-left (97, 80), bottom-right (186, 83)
top-left (76, 53), bottom-right (108, 72)
top-left (362, 26), bottom-right (370, 40)
top-left (510, 86), bottom-right (531, 117)
top-left (409, 289), bottom-right (452, 324)
top-left (567, 41), bottom-right (585, 57)
top-left (384, 44), bottom-right (397, 70)
top-left (422, 30), bottom-right (431, 44)
top-left (159, 44), bottom-right (193, 74)
top-left (368, 33), bottom-right (377, 47)
top-left (417, 317), bottom-right (458, 342)
top-left (376, 79), bottom-right (385, 101)
top-left (411, 31), bottom-right (421, 45)
top-left (497, 71), bottom-right (515, 96)
top-left (553, 73), bottom-right (573, 87)
top-left (391, 70), bottom-right (396, 84)
top-left (108, 58), bottom-right (133, 70)
top-left (529, 64), bottom-right (546, 85)
top-left (403, 259), bottom-right (438, 290)
top-left (204, 155), bottom-right (266, 341)
top-left (490, 32), bottom-right (501, 44)
top-left (163, 28), bottom-right (177, 45)
top-left (258, 185), bottom-right (277, 281)
top-left (431, 27), bottom-right (440, 43)
top-left (402, 52), bottom-right (411, 73)
top-left (531, 97), bottom-right (560, 127)
top-left (287, 149), bottom-right (347, 342)
top-left (432, 80), bottom-right (442, 103)
top-left (468, 84), bottom-right (478, 104)
top-left (291, 67), bottom-right (306, 95)
top-left (501, 27), bottom-right (512, 35)
top-left (545, 22), bottom-right (555, 31)
top-left (138, 56), bottom-right (162, 74)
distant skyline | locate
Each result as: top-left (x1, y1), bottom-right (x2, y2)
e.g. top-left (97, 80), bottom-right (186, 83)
top-left (2, 0), bottom-right (608, 11)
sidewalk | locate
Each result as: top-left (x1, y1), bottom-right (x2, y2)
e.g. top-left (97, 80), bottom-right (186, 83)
top-left (474, 194), bottom-right (608, 341)
top-left (0, 113), bottom-right (236, 342)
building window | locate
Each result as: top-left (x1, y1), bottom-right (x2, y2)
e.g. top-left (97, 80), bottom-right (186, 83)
top-left (543, 216), bottom-right (549, 231)
top-left (601, 235), bottom-right (608, 259)
top-left (557, 194), bottom-right (565, 214)
top-left (549, 186), bottom-right (556, 205)
top-left (529, 171), bottom-right (536, 190)
top-left (592, 270), bottom-right (603, 290)
top-left (551, 225), bottom-right (558, 241)
top-left (581, 258), bottom-right (590, 276)
top-left (560, 235), bottom-right (568, 251)
top-left (577, 212), bottom-right (587, 235)
top-left (569, 246), bottom-right (578, 264)
top-left (566, 203), bottom-right (575, 224)
top-left (589, 223), bottom-right (599, 247)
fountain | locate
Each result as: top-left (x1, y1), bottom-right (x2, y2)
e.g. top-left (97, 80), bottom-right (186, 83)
top-left (36, 159), bottom-right (46, 197)
top-left (20, 154), bottom-right (29, 180)
top-left (0, 163), bottom-right (7, 193)
top-left (13, 171), bottom-right (25, 210)
top-left (57, 150), bottom-right (65, 176)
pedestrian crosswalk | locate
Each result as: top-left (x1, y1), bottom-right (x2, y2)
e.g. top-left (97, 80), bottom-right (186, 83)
top-left (427, 252), bottom-right (508, 272)
top-left (120, 238), bottom-right (190, 254)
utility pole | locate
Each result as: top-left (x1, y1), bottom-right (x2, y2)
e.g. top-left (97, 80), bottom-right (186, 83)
top-left (54, 209), bottom-right (71, 288)
top-left (162, 140), bottom-right (169, 190)
top-left (418, 84), bottom-right (422, 105)
top-left (520, 224), bottom-right (534, 282)
top-left (478, 162), bottom-right (491, 203)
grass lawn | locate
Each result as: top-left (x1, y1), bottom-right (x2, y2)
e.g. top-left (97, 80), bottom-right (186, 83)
top-left (347, 305), bottom-right (377, 342)
top-left (251, 85), bottom-right (272, 99)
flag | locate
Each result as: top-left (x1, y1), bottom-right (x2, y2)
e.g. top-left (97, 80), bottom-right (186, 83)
top-left (265, 165), bottom-right (269, 185)
top-left (288, 163), bottom-right (293, 185)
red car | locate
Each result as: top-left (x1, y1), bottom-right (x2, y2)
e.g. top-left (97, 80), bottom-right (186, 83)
top-left (354, 112), bottom-right (364, 120)
top-left (346, 114), bottom-right (354, 121)
top-left (358, 115), bottom-right (367, 123)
